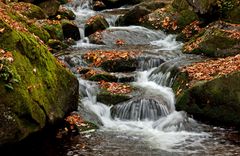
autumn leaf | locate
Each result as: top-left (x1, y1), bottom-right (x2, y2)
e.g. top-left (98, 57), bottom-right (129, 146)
top-left (99, 81), bottom-right (132, 94)
top-left (0, 27), bottom-right (5, 33)
top-left (115, 39), bottom-right (125, 45)
top-left (181, 54), bottom-right (240, 86)
top-left (83, 50), bottom-right (140, 67)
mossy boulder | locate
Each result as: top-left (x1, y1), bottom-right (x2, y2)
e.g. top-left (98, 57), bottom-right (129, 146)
top-left (61, 19), bottom-right (81, 41)
top-left (10, 2), bottom-right (47, 19)
top-left (174, 71), bottom-right (240, 129)
top-left (56, 7), bottom-right (76, 20)
top-left (0, 2), bottom-right (50, 43)
top-left (37, 19), bottom-right (64, 41)
top-left (116, 1), bottom-right (166, 26)
top-left (0, 3), bottom-right (79, 145)
top-left (139, 5), bottom-right (198, 33)
top-left (84, 15), bottom-right (109, 37)
top-left (38, 0), bottom-right (60, 17)
top-left (183, 21), bottom-right (240, 57)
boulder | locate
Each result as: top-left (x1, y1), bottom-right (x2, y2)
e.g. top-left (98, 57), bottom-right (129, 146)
top-left (61, 19), bottom-right (81, 41)
top-left (37, 19), bottom-right (64, 41)
top-left (116, 1), bottom-right (166, 26)
top-left (10, 2), bottom-right (48, 19)
top-left (172, 55), bottom-right (240, 129)
top-left (0, 2), bottom-right (79, 145)
top-left (183, 21), bottom-right (240, 57)
top-left (56, 7), bottom-right (76, 20)
top-left (139, 5), bottom-right (199, 33)
top-left (174, 71), bottom-right (240, 129)
top-left (84, 15), bottom-right (109, 37)
top-left (38, 0), bottom-right (60, 17)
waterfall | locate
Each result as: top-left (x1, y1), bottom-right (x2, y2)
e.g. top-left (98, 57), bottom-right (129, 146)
top-left (62, 0), bottom-right (210, 153)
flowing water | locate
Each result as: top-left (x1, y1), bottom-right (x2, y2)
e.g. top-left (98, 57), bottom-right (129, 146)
top-left (58, 1), bottom-right (240, 155)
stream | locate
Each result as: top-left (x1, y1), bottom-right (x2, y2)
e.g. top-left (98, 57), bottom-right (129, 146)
top-left (55, 0), bottom-right (240, 156)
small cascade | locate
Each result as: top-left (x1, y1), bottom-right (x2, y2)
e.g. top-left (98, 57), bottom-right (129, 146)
top-left (137, 56), bottom-right (164, 71)
top-left (111, 98), bottom-right (170, 121)
top-left (148, 61), bottom-right (179, 87)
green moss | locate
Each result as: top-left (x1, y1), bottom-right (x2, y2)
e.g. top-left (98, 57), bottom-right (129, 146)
top-left (176, 72), bottom-right (240, 129)
top-left (10, 2), bottom-right (47, 19)
top-left (178, 10), bottom-right (199, 28)
top-left (0, 6), bottom-right (79, 144)
top-left (41, 22), bottom-right (64, 41)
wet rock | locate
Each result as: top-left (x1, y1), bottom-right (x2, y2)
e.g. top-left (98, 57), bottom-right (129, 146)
top-left (101, 58), bottom-right (138, 72)
top-left (172, 56), bottom-right (240, 129)
top-left (174, 71), bottom-right (240, 129)
top-left (116, 1), bottom-right (166, 26)
top-left (61, 19), bottom-right (81, 41)
top-left (10, 2), bottom-right (48, 19)
top-left (84, 15), bottom-right (109, 37)
top-left (183, 21), bottom-right (240, 57)
top-left (97, 81), bottom-right (137, 105)
top-left (93, 0), bottom-right (107, 11)
top-left (140, 5), bottom-right (199, 33)
top-left (97, 92), bottom-right (132, 106)
top-left (88, 26), bottom-right (164, 45)
top-left (56, 6), bottom-right (76, 20)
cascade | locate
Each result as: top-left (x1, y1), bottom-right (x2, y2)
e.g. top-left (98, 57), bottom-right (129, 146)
top-left (59, 0), bottom-right (240, 155)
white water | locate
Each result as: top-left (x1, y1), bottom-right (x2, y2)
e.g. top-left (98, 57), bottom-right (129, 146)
top-left (78, 65), bottom-right (209, 152)
top-left (66, 0), bottom-right (210, 153)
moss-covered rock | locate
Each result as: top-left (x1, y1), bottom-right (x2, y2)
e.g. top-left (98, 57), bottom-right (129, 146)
top-left (10, 2), bottom-right (47, 19)
top-left (116, 1), bottom-right (166, 26)
top-left (183, 21), bottom-right (240, 57)
top-left (140, 5), bottom-right (199, 33)
top-left (61, 19), bottom-right (80, 41)
top-left (37, 19), bottom-right (64, 41)
top-left (84, 15), bottom-right (109, 37)
top-left (174, 71), bottom-right (240, 129)
top-left (0, 2), bottom-right (79, 145)
top-left (0, 2), bottom-right (50, 43)
top-left (38, 0), bottom-right (60, 17)
top-left (56, 7), bottom-right (76, 20)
